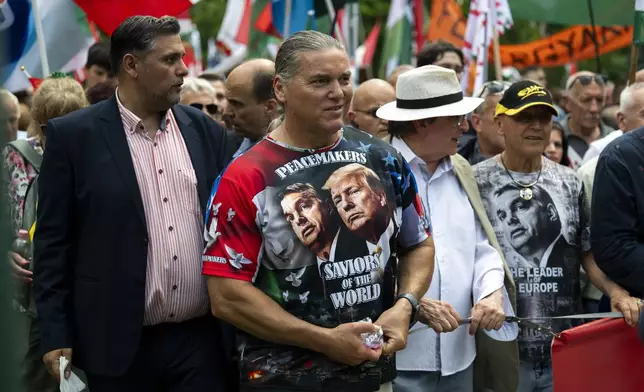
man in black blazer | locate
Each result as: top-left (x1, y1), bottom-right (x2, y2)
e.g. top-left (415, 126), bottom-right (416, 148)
top-left (33, 16), bottom-right (235, 392)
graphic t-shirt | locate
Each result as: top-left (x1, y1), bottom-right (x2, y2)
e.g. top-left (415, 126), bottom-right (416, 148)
top-left (202, 126), bottom-right (429, 391)
top-left (474, 158), bottom-right (590, 364)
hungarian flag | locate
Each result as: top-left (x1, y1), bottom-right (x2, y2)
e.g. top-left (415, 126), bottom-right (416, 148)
top-left (73, 0), bottom-right (192, 35)
top-left (378, 0), bottom-right (412, 79)
top-left (217, 0), bottom-right (252, 56)
top-left (635, 0), bottom-right (644, 45)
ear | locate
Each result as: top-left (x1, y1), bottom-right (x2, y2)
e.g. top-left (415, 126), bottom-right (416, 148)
top-left (495, 116), bottom-right (504, 136)
top-left (546, 203), bottom-right (558, 222)
top-left (273, 76), bottom-right (287, 104)
top-left (470, 113), bottom-right (482, 133)
top-left (121, 53), bottom-right (139, 79)
top-left (347, 110), bottom-right (357, 123)
top-left (561, 94), bottom-right (571, 112)
top-left (616, 111), bottom-right (627, 131)
top-left (264, 98), bottom-right (278, 115)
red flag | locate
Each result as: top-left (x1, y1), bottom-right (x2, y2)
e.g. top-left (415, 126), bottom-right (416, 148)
top-left (413, 0), bottom-right (424, 54)
top-left (28, 78), bottom-right (43, 91)
top-left (73, 0), bottom-right (193, 35)
top-left (552, 318), bottom-right (644, 392)
top-left (361, 23), bottom-right (381, 67)
top-left (254, 1), bottom-right (280, 38)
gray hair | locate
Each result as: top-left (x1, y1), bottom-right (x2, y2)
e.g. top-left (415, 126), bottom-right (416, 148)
top-left (275, 30), bottom-right (344, 85)
top-left (0, 89), bottom-right (19, 114)
top-left (181, 77), bottom-right (216, 99)
top-left (110, 16), bottom-right (181, 75)
top-left (619, 82), bottom-right (644, 112)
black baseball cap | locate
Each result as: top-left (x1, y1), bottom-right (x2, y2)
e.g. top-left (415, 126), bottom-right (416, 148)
top-left (495, 80), bottom-right (558, 117)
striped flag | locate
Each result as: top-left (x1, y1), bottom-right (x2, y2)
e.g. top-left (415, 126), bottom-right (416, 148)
top-left (461, 0), bottom-right (513, 94)
top-left (635, 0), bottom-right (644, 45)
top-left (378, 0), bottom-right (413, 79)
top-left (0, 0), bottom-right (96, 92)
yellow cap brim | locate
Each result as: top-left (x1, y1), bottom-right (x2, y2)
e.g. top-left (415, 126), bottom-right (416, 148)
top-left (495, 102), bottom-right (558, 117)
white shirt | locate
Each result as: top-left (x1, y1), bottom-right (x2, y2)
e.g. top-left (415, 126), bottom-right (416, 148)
top-left (581, 130), bottom-right (622, 164)
top-left (391, 137), bottom-right (505, 375)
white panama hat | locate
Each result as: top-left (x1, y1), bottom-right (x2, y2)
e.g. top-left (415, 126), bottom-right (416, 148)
top-left (376, 65), bottom-right (484, 122)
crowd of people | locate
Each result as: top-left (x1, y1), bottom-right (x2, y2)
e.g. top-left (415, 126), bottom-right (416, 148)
top-left (4, 14), bottom-right (644, 392)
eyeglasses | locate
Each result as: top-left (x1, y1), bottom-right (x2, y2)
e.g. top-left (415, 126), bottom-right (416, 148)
top-left (568, 74), bottom-right (605, 89)
top-left (477, 81), bottom-right (510, 98)
top-left (190, 103), bottom-right (219, 116)
top-left (355, 107), bottom-right (380, 118)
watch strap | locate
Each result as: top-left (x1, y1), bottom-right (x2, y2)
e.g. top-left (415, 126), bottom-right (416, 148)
top-left (396, 293), bottom-right (419, 324)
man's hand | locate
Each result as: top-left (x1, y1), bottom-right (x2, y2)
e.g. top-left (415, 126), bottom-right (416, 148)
top-left (374, 300), bottom-right (412, 356)
top-left (8, 252), bottom-right (32, 283)
top-left (609, 288), bottom-right (642, 327)
top-left (43, 348), bottom-right (72, 381)
top-left (418, 298), bottom-right (461, 333)
top-left (470, 289), bottom-right (505, 336)
top-left (321, 322), bottom-right (382, 366)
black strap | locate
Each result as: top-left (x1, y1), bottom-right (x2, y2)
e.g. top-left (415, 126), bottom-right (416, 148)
top-left (396, 91), bottom-right (464, 110)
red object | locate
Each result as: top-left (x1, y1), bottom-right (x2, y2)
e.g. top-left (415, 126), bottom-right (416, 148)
top-left (73, 0), bottom-right (192, 35)
top-left (28, 77), bottom-right (43, 91)
top-left (552, 318), bottom-right (644, 392)
top-left (413, 0), bottom-right (424, 54)
top-left (362, 22), bottom-right (381, 66)
top-left (254, 1), bottom-right (280, 38)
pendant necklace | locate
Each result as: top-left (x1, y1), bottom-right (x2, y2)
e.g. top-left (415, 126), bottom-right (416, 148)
top-left (501, 155), bottom-right (543, 201)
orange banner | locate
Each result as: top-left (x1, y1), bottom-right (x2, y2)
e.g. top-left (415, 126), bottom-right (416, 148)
top-left (427, 0), bottom-right (633, 68)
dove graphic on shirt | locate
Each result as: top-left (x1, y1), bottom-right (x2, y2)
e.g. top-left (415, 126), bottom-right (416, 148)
top-left (225, 244), bottom-right (252, 270)
top-left (212, 202), bottom-right (222, 216)
top-left (204, 217), bottom-right (221, 248)
top-left (285, 267), bottom-right (306, 287)
top-left (299, 291), bottom-right (310, 304)
top-left (227, 208), bottom-right (236, 222)
top-left (282, 290), bottom-right (289, 303)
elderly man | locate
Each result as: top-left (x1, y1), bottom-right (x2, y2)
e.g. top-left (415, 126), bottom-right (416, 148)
top-left (347, 79), bottom-right (396, 138)
top-left (34, 16), bottom-right (234, 391)
top-left (376, 65), bottom-right (517, 392)
top-left (1, 89), bottom-right (20, 141)
top-left (475, 80), bottom-right (639, 392)
top-left (199, 73), bottom-right (228, 114)
top-left (202, 30), bottom-right (435, 392)
top-left (561, 71), bottom-right (613, 168)
top-left (577, 83), bottom-right (644, 312)
top-left (224, 59), bottom-right (278, 157)
top-left (180, 77), bottom-right (220, 121)
top-left (460, 81), bottom-right (511, 165)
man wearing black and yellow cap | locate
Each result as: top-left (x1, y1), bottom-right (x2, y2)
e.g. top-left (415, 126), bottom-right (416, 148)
top-left (474, 80), bottom-right (639, 392)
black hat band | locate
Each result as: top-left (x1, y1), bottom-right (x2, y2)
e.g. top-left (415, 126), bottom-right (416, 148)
top-left (396, 91), bottom-right (464, 110)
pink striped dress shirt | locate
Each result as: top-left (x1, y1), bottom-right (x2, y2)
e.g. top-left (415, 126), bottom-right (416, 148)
top-left (116, 93), bottom-right (209, 325)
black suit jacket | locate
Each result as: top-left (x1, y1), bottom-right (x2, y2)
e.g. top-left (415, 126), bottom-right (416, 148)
top-left (33, 95), bottom-right (235, 377)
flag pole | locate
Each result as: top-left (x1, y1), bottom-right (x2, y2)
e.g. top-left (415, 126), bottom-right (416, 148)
top-left (284, 0), bottom-right (292, 38)
top-left (30, 0), bottom-right (50, 77)
top-left (324, 0), bottom-right (348, 48)
top-left (629, 45), bottom-right (639, 85)
top-left (493, 26), bottom-right (502, 81)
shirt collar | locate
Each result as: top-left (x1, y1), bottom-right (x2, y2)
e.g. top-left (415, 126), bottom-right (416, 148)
top-left (390, 136), bottom-right (454, 177)
top-left (115, 88), bottom-right (170, 134)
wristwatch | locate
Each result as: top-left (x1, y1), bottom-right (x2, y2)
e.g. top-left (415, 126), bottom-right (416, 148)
top-left (396, 293), bottom-right (420, 327)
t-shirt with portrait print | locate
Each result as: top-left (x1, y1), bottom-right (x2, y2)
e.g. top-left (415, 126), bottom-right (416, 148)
top-left (474, 157), bottom-right (590, 365)
top-left (202, 125), bottom-right (429, 392)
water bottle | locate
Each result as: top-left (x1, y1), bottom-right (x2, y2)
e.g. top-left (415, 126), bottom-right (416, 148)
top-left (12, 229), bottom-right (31, 313)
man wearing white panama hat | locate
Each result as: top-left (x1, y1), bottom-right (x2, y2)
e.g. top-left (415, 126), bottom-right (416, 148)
top-left (378, 65), bottom-right (519, 392)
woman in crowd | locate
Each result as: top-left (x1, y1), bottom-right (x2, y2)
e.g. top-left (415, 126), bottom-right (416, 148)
top-left (4, 75), bottom-right (88, 392)
top-left (544, 121), bottom-right (569, 166)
